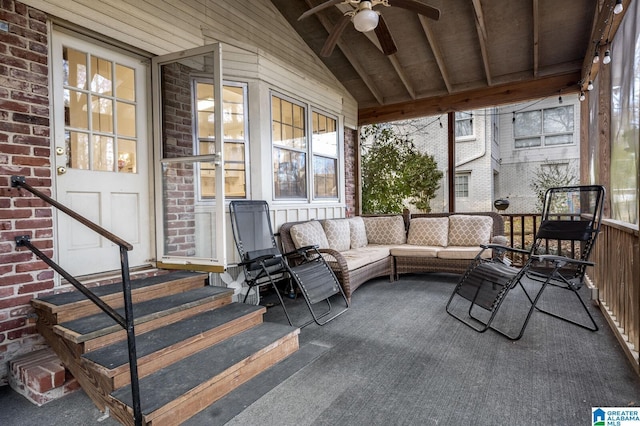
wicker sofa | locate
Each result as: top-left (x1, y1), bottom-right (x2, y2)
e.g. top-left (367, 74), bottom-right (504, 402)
top-left (279, 212), bottom-right (505, 302)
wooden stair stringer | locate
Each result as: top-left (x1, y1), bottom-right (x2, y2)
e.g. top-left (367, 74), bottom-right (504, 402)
top-left (108, 323), bottom-right (300, 426)
top-left (34, 313), bottom-right (112, 412)
top-left (81, 303), bottom-right (267, 391)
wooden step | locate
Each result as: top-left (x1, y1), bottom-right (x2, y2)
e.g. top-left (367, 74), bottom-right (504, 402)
top-left (32, 271), bottom-right (208, 323)
top-left (108, 322), bottom-right (300, 426)
top-left (81, 303), bottom-right (266, 391)
top-left (54, 286), bottom-right (234, 352)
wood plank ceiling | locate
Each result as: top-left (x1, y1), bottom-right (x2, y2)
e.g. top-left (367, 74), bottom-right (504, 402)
top-left (269, 0), bottom-right (626, 125)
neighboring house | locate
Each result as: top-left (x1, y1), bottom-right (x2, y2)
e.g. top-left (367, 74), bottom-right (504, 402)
top-left (388, 96), bottom-right (581, 214)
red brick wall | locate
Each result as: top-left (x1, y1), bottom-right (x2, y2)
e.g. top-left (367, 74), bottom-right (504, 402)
top-left (161, 62), bottom-right (196, 256)
top-left (343, 127), bottom-right (358, 216)
top-left (0, 0), bottom-right (51, 384)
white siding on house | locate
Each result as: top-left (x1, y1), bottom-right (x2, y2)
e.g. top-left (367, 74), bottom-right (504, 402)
top-left (21, 0), bottom-right (359, 126)
top-left (496, 98), bottom-right (581, 213)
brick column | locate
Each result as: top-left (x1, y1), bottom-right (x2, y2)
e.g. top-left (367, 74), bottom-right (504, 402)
top-left (0, 0), bottom-right (52, 384)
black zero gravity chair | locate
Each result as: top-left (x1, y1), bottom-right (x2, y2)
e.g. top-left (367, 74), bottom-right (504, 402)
top-left (446, 185), bottom-right (605, 340)
top-left (229, 200), bottom-right (349, 327)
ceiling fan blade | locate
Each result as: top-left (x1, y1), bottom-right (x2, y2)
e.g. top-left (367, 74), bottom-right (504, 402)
top-left (388, 0), bottom-right (440, 20)
top-left (320, 14), bottom-right (351, 56)
top-left (374, 15), bottom-right (398, 55)
top-left (299, 0), bottom-right (344, 20)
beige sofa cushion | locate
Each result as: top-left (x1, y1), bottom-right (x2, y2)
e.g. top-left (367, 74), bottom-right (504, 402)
top-left (348, 217), bottom-right (368, 249)
top-left (330, 246), bottom-right (391, 271)
top-left (407, 217), bottom-right (449, 246)
top-left (448, 215), bottom-right (493, 246)
top-left (390, 245), bottom-right (440, 258)
top-left (323, 219), bottom-right (351, 252)
top-left (363, 216), bottom-right (406, 245)
top-left (437, 246), bottom-right (492, 260)
top-left (290, 220), bottom-right (329, 249)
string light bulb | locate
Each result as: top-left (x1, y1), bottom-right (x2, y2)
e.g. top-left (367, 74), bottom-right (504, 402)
top-left (579, 91), bottom-right (586, 101)
top-left (593, 50), bottom-right (600, 63)
top-left (603, 49), bottom-right (611, 64)
top-left (614, 0), bottom-right (623, 14)
top-left (558, 94), bottom-right (563, 104)
top-left (587, 80), bottom-right (594, 91)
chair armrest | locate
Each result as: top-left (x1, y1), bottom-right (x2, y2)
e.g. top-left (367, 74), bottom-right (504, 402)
top-left (238, 253), bottom-right (282, 267)
top-left (318, 248), bottom-right (349, 272)
top-left (531, 254), bottom-right (595, 267)
top-left (480, 243), bottom-right (530, 255)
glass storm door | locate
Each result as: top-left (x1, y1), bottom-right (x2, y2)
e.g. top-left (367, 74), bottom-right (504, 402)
top-left (51, 31), bottom-right (152, 277)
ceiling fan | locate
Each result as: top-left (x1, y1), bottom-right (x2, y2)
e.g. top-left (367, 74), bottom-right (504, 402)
top-left (298, 0), bottom-right (440, 57)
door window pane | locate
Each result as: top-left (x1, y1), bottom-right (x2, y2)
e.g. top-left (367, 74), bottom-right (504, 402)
top-left (93, 135), bottom-right (114, 171)
top-left (66, 131), bottom-right (89, 169)
top-left (62, 46), bottom-right (139, 173)
top-left (115, 64), bottom-right (135, 101)
top-left (90, 56), bottom-right (112, 95)
top-left (118, 139), bottom-right (137, 173)
top-left (117, 101), bottom-right (136, 137)
top-left (93, 97), bottom-right (113, 133)
top-left (64, 90), bottom-right (88, 129)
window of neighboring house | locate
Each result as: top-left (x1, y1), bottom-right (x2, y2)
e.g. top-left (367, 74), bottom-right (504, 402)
top-left (312, 111), bottom-right (338, 199)
top-left (455, 111), bottom-right (474, 139)
top-left (193, 79), bottom-right (248, 199)
top-left (272, 94), bottom-right (307, 199)
top-left (514, 105), bottom-right (574, 149)
top-left (455, 173), bottom-right (470, 198)
top-left (491, 108), bottom-right (499, 145)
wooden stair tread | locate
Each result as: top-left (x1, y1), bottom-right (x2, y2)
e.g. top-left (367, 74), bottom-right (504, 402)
top-left (110, 322), bottom-right (299, 415)
top-left (56, 286), bottom-right (233, 343)
top-left (82, 303), bottom-right (265, 371)
top-left (32, 271), bottom-right (206, 311)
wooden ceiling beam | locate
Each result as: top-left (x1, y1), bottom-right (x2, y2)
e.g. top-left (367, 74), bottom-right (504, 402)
top-left (471, 0), bottom-right (492, 86)
top-left (418, 15), bottom-right (452, 93)
top-left (358, 71), bottom-right (581, 125)
top-left (362, 32), bottom-right (416, 99)
top-left (580, 0), bottom-right (629, 91)
top-left (307, 0), bottom-right (385, 104)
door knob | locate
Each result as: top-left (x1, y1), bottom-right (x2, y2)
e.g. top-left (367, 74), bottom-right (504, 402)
top-left (55, 146), bottom-right (64, 155)
top-left (57, 166), bottom-right (67, 175)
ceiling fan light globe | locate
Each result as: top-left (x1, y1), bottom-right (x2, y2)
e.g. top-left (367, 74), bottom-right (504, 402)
top-left (353, 9), bottom-right (379, 32)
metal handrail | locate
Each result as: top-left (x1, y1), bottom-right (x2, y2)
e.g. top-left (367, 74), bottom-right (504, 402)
top-left (11, 176), bottom-right (142, 426)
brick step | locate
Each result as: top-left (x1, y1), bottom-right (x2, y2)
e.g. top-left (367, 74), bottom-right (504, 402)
top-left (82, 303), bottom-right (266, 391)
top-left (108, 322), bottom-right (300, 426)
top-left (32, 271), bottom-right (208, 323)
top-left (54, 286), bottom-right (234, 352)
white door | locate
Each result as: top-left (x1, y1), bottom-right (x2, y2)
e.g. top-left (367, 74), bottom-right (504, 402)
top-left (51, 31), bottom-right (152, 277)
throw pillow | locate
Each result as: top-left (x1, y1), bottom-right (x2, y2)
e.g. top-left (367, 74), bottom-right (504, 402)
top-left (363, 216), bottom-right (407, 245)
top-left (448, 215), bottom-right (493, 246)
top-left (407, 217), bottom-right (449, 246)
top-left (349, 216), bottom-right (368, 249)
top-left (290, 221), bottom-right (329, 249)
top-left (323, 219), bottom-right (351, 252)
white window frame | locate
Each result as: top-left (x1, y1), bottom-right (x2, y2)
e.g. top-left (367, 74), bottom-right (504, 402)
top-left (455, 172), bottom-right (470, 198)
top-left (191, 78), bottom-right (249, 202)
top-left (455, 111), bottom-right (475, 140)
top-left (514, 105), bottom-right (574, 149)
top-left (311, 108), bottom-right (339, 200)
top-left (270, 91), bottom-right (342, 202)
